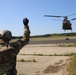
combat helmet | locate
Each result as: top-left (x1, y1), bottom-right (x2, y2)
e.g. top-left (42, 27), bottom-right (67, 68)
top-left (0, 30), bottom-right (12, 42)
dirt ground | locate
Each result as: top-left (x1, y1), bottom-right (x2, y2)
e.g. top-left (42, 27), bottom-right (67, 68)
top-left (16, 44), bottom-right (75, 75)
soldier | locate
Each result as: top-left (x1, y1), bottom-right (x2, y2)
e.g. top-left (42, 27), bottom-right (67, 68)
top-left (0, 18), bottom-right (30, 75)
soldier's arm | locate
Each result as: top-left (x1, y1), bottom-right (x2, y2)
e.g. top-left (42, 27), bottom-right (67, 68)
top-left (16, 25), bottom-right (30, 50)
top-left (10, 18), bottom-right (30, 55)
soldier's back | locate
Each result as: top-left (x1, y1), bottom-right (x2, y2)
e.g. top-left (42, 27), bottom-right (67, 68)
top-left (0, 43), bottom-right (16, 74)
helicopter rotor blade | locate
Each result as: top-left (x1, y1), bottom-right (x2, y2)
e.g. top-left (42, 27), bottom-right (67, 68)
top-left (44, 13), bottom-right (76, 18)
top-left (70, 18), bottom-right (76, 21)
top-left (51, 19), bottom-right (63, 21)
top-left (44, 15), bottom-right (63, 18)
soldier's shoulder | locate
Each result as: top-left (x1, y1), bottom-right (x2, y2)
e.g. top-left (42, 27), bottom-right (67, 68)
top-left (0, 44), bottom-right (13, 52)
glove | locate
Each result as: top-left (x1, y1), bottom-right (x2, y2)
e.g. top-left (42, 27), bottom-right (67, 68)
top-left (23, 18), bottom-right (29, 25)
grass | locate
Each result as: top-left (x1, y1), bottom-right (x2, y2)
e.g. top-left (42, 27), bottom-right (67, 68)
top-left (67, 55), bottom-right (76, 75)
top-left (30, 36), bottom-right (68, 41)
top-left (58, 43), bottom-right (76, 47)
top-left (19, 52), bottom-right (76, 56)
top-left (17, 58), bottom-right (37, 62)
top-left (10, 36), bottom-right (76, 42)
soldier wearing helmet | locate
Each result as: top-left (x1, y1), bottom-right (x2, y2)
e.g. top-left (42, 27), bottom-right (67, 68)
top-left (0, 18), bottom-right (30, 75)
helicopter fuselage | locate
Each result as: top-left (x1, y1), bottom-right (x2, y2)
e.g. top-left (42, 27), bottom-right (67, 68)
top-left (62, 20), bottom-right (72, 30)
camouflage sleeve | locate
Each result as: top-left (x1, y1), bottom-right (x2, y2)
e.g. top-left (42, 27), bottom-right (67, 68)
top-left (16, 25), bottom-right (30, 50)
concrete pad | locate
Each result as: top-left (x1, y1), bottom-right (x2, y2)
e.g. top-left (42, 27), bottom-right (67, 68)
top-left (16, 44), bottom-right (75, 75)
top-left (19, 44), bottom-right (76, 55)
top-left (17, 56), bottom-right (69, 75)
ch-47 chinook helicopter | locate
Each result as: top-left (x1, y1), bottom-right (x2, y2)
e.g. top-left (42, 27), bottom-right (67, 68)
top-left (44, 13), bottom-right (76, 31)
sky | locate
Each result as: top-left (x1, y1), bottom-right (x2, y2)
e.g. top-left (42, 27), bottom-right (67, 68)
top-left (0, 0), bottom-right (76, 36)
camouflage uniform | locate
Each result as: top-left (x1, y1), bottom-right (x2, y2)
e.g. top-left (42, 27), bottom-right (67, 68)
top-left (0, 25), bottom-right (30, 75)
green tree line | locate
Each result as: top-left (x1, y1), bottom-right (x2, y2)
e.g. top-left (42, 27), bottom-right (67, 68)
top-left (12, 32), bottom-right (76, 39)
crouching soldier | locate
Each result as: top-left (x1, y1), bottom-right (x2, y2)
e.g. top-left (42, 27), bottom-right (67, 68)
top-left (0, 18), bottom-right (30, 75)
